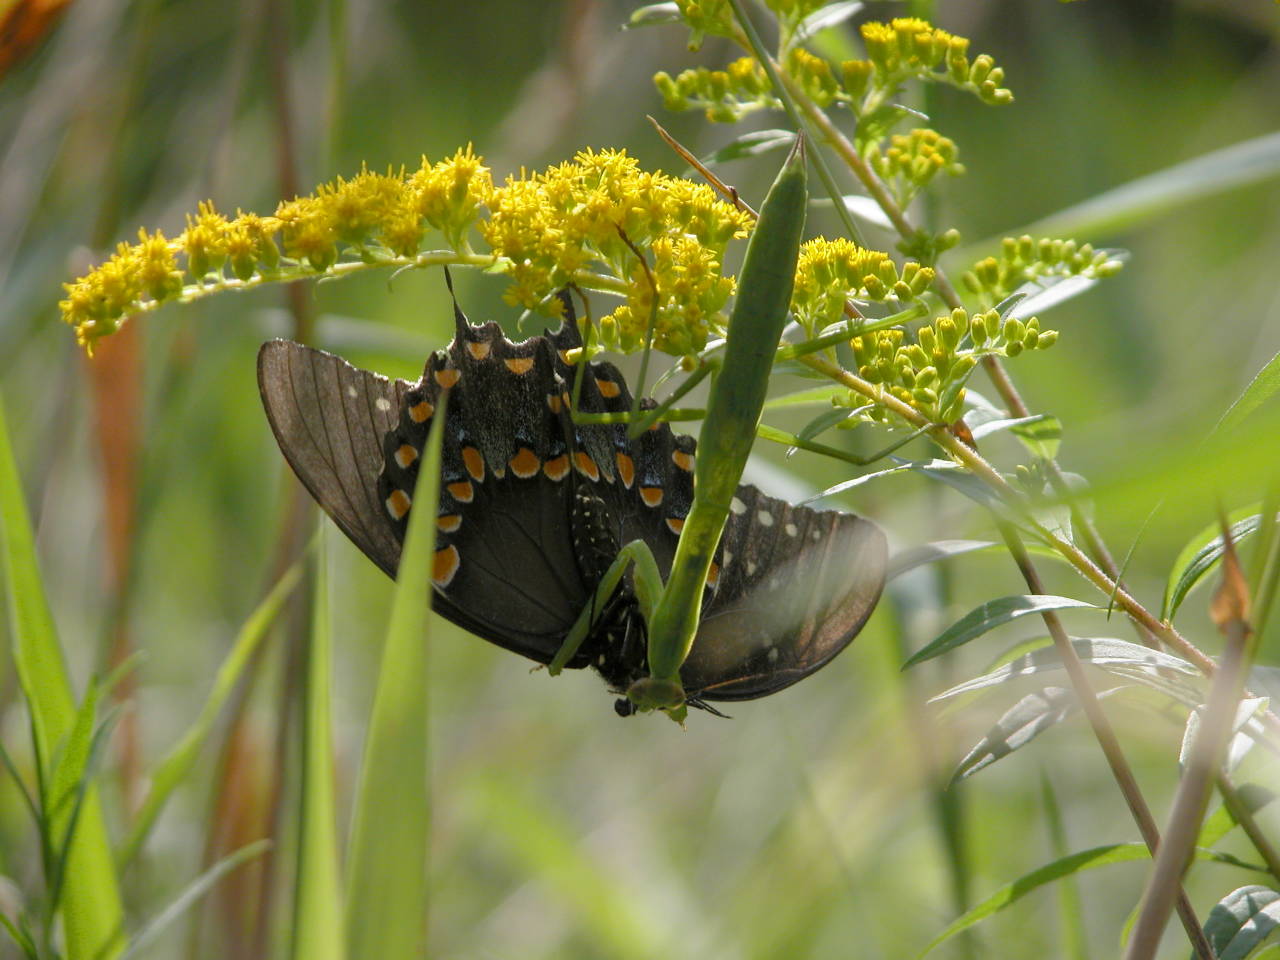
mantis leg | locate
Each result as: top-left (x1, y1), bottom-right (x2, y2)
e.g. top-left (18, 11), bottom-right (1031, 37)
top-left (549, 539), bottom-right (665, 676)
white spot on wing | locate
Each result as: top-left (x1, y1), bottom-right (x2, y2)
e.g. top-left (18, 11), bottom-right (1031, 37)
top-left (375, 397), bottom-right (391, 411)
top-left (785, 523), bottom-right (798, 537)
top-left (730, 497), bottom-right (747, 515)
top-left (747, 560), bottom-right (757, 576)
top-left (346, 385), bottom-right (358, 398)
top-left (757, 510), bottom-right (774, 527)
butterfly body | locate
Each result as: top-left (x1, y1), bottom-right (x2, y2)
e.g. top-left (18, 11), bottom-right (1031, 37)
top-left (258, 300), bottom-right (887, 711)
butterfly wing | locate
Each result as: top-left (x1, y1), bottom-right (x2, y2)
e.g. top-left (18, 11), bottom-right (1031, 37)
top-left (680, 484), bottom-right (887, 701)
top-left (260, 335), bottom-right (600, 668)
top-left (257, 339), bottom-right (408, 576)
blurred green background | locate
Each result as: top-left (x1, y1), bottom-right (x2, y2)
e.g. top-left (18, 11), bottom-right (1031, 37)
top-left (2, 1), bottom-right (1279, 957)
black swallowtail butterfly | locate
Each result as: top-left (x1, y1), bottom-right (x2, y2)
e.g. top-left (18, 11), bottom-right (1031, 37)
top-left (258, 297), bottom-right (887, 715)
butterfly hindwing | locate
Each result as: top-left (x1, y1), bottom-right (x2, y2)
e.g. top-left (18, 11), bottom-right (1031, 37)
top-left (684, 485), bottom-right (886, 700)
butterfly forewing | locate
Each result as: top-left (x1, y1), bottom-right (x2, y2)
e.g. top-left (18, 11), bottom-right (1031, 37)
top-left (258, 340), bottom-right (408, 576)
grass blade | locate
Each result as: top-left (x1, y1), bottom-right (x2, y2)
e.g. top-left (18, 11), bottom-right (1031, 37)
top-left (121, 559), bottom-right (302, 866)
top-left (0, 395), bottom-right (125, 960)
top-left (343, 393), bottom-right (448, 958)
top-left (122, 840), bottom-right (271, 959)
top-left (290, 531), bottom-right (345, 960)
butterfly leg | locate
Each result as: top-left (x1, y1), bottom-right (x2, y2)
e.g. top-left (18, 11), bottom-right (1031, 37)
top-left (548, 539), bottom-right (664, 676)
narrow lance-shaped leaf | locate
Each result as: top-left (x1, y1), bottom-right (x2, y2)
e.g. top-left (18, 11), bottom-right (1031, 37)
top-left (1164, 512), bottom-right (1265, 622)
top-left (904, 595), bottom-right (1098, 669)
top-left (344, 392), bottom-right (448, 958)
top-left (0, 396), bottom-right (124, 960)
top-left (643, 137), bottom-right (808, 699)
top-left (919, 845), bottom-right (1267, 958)
top-left (290, 529), bottom-right (345, 960)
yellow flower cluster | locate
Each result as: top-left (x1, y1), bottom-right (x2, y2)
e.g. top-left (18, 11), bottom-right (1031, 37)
top-left (868, 129), bottom-right (964, 206)
top-left (858, 18), bottom-right (1012, 106)
top-left (962, 236), bottom-right (1125, 308)
top-left (480, 148), bottom-right (752, 355)
top-left (791, 238), bottom-right (934, 332)
top-left (654, 57), bottom-right (773, 123)
top-left (61, 148), bottom-right (493, 352)
top-left (850, 307), bottom-right (1056, 423)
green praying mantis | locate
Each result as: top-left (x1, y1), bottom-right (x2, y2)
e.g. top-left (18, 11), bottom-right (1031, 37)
top-left (550, 137), bottom-right (816, 719)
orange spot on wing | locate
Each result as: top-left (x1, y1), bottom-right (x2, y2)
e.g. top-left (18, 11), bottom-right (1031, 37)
top-left (505, 356), bottom-right (534, 375)
top-left (446, 481), bottom-right (474, 503)
top-left (409, 401), bottom-right (434, 423)
top-left (615, 452), bottom-right (635, 488)
top-left (394, 444), bottom-right (418, 469)
top-left (547, 393), bottom-right (563, 414)
top-left (543, 455), bottom-right (570, 481)
top-left (509, 447), bottom-right (541, 478)
top-left (436, 514), bottom-right (461, 533)
top-left (462, 446), bottom-right (485, 481)
top-left (672, 449), bottom-right (694, 472)
top-left (433, 545), bottom-right (460, 588)
top-left (706, 561), bottom-right (720, 588)
top-left (573, 452), bottom-right (600, 481)
top-left (595, 377), bottom-right (621, 398)
top-left (385, 489), bottom-right (411, 520)
top-left (466, 340), bottom-right (491, 360)
top-left (666, 517), bottom-right (685, 535)
top-left (639, 486), bottom-right (663, 507)
top-left (434, 368), bottom-right (460, 389)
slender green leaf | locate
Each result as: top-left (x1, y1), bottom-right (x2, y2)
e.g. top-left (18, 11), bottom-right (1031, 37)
top-left (904, 596), bottom-right (1098, 669)
top-left (954, 132), bottom-right (1280, 260)
top-left (344, 394), bottom-right (448, 958)
top-left (123, 841), bottom-right (271, 960)
top-left (790, 0), bottom-right (861, 47)
top-left (795, 406), bottom-right (856, 444)
top-left (47, 683), bottom-right (99, 840)
top-left (951, 687), bottom-right (1079, 782)
top-left (919, 845), bottom-right (1265, 957)
top-left (0, 909), bottom-right (36, 958)
top-left (1201, 885), bottom-right (1280, 960)
top-left (887, 540), bottom-right (996, 581)
top-left (969, 414), bottom-right (1048, 442)
top-left (122, 560), bottom-right (301, 865)
top-left (701, 129), bottom-right (795, 166)
top-left (1041, 774), bottom-right (1089, 960)
top-left (762, 384), bottom-right (848, 410)
top-left (930, 637), bottom-right (1199, 702)
top-left (291, 532), bottom-right (345, 960)
top-left (1180, 698), bottom-right (1270, 774)
top-left (905, 459), bottom-right (1008, 512)
top-left (0, 396), bottom-right (124, 960)
top-left (1004, 266), bottom-right (1125, 320)
top-left (810, 194), bottom-right (894, 229)
top-left (1010, 416), bottom-right (1063, 460)
top-left (1200, 786), bottom-right (1277, 849)
top-left (1215, 351), bottom-right (1280, 438)
top-left (1164, 511), bottom-right (1265, 620)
